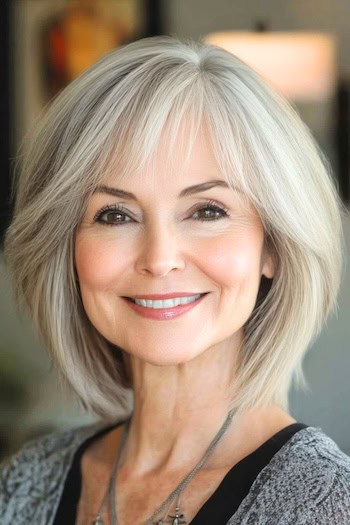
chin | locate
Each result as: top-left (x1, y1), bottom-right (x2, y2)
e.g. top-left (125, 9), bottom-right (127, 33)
top-left (127, 346), bottom-right (203, 367)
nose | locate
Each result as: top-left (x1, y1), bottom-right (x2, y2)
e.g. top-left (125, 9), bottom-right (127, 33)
top-left (134, 221), bottom-right (186, 277)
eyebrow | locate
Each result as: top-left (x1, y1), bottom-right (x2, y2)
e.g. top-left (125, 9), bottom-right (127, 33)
top-left (94, 179), bottom-right (236, 200)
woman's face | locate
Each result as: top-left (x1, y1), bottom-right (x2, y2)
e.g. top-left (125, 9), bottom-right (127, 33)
top-left (75, 129), bottom-right (274, 366)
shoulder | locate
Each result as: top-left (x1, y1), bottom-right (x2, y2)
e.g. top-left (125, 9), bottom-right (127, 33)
top-left (229, 426), bottom-right (350, 524)
top-left (0, 421), bottom-right (107, 525)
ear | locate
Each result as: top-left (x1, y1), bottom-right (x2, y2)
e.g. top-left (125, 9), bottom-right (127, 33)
top-left (261, 242), bottom-right (276, 279)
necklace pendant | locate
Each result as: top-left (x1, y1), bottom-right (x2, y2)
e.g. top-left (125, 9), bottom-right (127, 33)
top-left (92, 518), bottom-right (104, 525)
top-left (168, 506), bottom-right (187, 525)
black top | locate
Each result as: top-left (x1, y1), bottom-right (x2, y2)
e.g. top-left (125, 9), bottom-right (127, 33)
top-left (53, 421), bottom-right (308, 524)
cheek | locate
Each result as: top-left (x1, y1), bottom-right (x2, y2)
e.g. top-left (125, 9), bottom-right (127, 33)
top-left (200, 232), bottom-right (263, 287)
top-left (75, 236), bottom-right (124, 289)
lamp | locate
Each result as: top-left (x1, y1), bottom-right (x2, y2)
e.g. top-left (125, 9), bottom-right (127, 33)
top-left (204, 30), bottom-right (337, 102)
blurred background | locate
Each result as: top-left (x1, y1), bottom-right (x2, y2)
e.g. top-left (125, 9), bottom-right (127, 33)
top-left (0, 0), bottom-right (349, 461)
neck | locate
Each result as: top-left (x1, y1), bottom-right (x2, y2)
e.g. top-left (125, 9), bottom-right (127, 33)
top-left (116, 337), bottom-right (293, 478)
top-left (120, 339), bottom-right (239, 475)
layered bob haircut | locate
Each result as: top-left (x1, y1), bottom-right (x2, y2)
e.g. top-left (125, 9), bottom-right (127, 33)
top-left (5, 35), bottom-right (344, 420)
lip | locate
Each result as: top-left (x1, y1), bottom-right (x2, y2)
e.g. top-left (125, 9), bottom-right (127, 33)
top-left (124, 292), bottom-right (208, 300)
top-left (122, 293), bottom-right (208, 320)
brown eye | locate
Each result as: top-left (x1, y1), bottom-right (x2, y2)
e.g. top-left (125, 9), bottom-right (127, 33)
top-left (192, 201), bottom-right (229, 222)
top-left (94, 205), bottom-right (132, 226)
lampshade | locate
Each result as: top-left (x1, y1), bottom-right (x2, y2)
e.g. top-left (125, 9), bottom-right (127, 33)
top-left (204, 32), bottom-right (337, 101)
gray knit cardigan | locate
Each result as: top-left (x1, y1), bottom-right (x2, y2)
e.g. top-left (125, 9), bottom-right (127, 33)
top-left (1, 422), bottom-right (350, 524)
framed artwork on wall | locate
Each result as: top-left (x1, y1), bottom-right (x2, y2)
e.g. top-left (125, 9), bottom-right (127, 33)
top-left (41, 0), bottom-right (155, 99)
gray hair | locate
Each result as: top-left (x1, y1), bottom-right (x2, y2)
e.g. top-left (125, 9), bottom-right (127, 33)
top-left (4, 35), bottom-right (344, 420)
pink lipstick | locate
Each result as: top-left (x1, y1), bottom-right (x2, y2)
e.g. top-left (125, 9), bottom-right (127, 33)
top-left (122, 293), bottom-right (208, 320)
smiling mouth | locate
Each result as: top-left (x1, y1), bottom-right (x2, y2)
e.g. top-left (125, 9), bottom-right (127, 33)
top-left (124, 293), bottom-right (208, 309)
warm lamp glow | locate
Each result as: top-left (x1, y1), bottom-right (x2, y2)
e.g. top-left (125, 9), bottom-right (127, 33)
top-left (204, 32), bottom-right (337, 101)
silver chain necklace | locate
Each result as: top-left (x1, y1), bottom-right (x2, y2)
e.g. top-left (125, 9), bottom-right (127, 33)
top-left (92, 408), bottom-right (236, 525)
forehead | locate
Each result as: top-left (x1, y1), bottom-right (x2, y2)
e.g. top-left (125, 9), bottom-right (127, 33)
top-left (103, 125), bottom-right (227, 194)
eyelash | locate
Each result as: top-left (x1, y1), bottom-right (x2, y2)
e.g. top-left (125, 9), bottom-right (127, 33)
top-left (93, 199), bottom-right (230, 226)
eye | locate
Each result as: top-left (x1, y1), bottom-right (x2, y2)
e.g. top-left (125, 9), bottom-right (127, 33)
top-left (191, 200), bottom-right (230, 222)
top-left (93, 199), bottom-right (230, 226)
top-left (93, 204), bottom-right (132, 226)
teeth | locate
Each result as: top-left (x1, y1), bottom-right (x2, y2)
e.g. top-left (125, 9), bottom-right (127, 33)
top-left (132, 294), bottom-right (202, 309)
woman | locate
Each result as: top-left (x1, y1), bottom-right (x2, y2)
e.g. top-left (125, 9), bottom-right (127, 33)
top-left (1, 35), bottom-right (350, 524)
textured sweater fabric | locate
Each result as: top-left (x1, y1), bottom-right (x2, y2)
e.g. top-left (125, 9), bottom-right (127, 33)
top-left (1, 422), bottom-right (350, 524)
